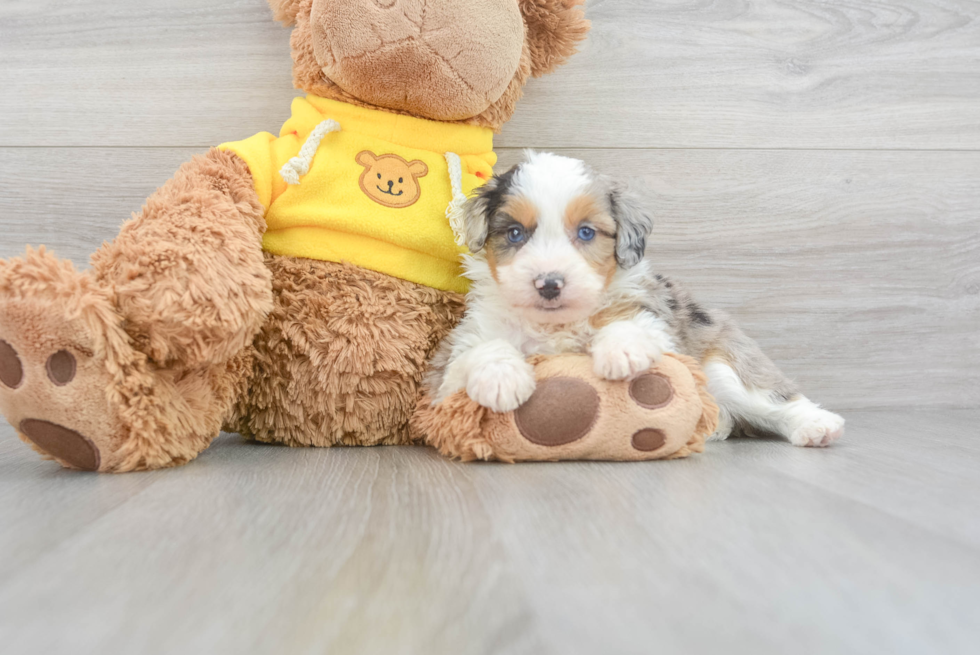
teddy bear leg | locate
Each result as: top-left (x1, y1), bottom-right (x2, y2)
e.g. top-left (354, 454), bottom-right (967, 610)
top-left (90, 148), bottom-right (272, 369)
top-left (0, 249), bottom-right (254, 471)
top-left (0, 149), bottom-right (269, 471)
top-left (225, 256), bottom-right (464, 447)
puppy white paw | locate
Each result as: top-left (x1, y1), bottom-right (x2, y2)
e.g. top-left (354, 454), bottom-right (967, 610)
top-left (592, 340), bottom-right (662, 381)
top-left (590, 318), bottom-right (672, 381)
top-left (706, 410), bottom-right (735, 442)
top-left (466, 359), bottom-right (537, 413)
top-left (789, 409), bottom-right (845, 447)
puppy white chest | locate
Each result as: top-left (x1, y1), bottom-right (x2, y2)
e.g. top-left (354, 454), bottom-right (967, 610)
top-left (517, 321), bottom-right (595, 356)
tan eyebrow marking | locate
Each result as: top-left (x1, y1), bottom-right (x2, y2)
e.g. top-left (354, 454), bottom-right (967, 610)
top-left (564, 193), bottom-right (615, 236)
top-left (500, 195), bottom-right (539, 230)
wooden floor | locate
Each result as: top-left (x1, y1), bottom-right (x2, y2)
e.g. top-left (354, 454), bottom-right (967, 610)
top-left (2, 412), bottom-right (979, 654)
top-left (1, 1), bottom-right (979, 653)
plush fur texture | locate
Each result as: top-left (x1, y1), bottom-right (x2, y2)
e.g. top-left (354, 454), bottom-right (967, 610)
top-left (0, 0), bottom-right (590, 471)
top-left (0, 246), bottom-right (253, 472)
top-left (415, 352), bottom-right (717, 462)
top-left (311, 0), bottom-right (526, 121)
top-left (520, 0), bottom-right (590, 77)
top-left (268, 0), bottom-right (305, 25)
top-left (91, 149), bottom-right (271, 370)
top-left (226, 255), bottom-right (463, 447)
top-left (287, 0), bottom-right (586, 131)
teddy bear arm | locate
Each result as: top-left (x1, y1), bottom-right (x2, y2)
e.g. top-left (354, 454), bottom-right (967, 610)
top-left (89, 149), bottom-right (273, 370)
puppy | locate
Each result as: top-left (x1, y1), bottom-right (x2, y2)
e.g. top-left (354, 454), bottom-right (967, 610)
top-left (429, 151), bottom-right (844, 447)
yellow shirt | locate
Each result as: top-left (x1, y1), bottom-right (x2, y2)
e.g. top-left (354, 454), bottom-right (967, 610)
top-left (219, 96), bottom-right (496, 293)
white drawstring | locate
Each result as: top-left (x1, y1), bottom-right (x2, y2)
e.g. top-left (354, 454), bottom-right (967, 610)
top-left (444, 152), bottom-right (467, 247)
top-left (280, 119), bottom-right (341, 185)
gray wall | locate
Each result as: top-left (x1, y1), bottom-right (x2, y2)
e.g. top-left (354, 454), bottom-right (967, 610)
top-left (1, 0), bottom-right (977, 409)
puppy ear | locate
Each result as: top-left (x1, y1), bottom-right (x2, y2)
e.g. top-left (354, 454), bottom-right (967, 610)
top-left (267, 0), bottom-right (305, 26)
top-left (519, 0), bottom-right (591, 77)
top-left (608, 180), bottom-right (653, 269)
top-left (463, 165), bottom-right (520, 252)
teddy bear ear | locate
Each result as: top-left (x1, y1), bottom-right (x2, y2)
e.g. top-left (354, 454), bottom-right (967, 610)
top-left (355, 151), bottom-right (377, 167)
top-left (519, 0), bottom-right (591, 77)
top-left (267, 0), bottom-right (306, 26)
top-left (408, 161), bottom-right (429, 178)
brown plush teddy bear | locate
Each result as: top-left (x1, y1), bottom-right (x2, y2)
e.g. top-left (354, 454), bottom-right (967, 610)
top-left (0, 0), bottom-right (590, 472)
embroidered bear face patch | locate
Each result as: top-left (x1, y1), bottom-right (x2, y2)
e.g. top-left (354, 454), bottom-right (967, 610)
top-left (356, 150), bottom-right (428, 208)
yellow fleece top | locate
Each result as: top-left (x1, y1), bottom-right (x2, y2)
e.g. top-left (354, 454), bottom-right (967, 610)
top-left (219, 96), bottom-right (496, 293)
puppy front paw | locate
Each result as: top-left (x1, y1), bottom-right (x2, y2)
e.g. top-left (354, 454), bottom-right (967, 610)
top-left (592, 340), bottom-right (662, 381)
top-left (466, 359), bottom-right (537, 413)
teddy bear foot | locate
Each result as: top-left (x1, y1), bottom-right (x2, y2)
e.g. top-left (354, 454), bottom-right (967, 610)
top-left (0, 250), bottom-right (134, 471)
top-left (5, 338), bottom-right (124, 471)
top-left (415, 353), bottom-right (719, 463)
top-left (0, 248), bottom-right (235, 472)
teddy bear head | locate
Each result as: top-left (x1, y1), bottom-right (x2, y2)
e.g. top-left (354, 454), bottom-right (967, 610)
top-left (355, 150), bottom-right (429, 208)
top-left (267, 0), bottom-right (589, 130)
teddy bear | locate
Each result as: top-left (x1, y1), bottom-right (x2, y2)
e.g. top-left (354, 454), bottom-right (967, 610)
top-left (0, 0), bottom-right (593, 472)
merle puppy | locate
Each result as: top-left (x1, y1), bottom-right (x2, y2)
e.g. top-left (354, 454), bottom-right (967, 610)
top-left (429, 151), bottom-right (844, 447)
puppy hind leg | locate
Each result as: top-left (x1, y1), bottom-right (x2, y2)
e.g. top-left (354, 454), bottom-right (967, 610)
top-left (706, 403), bottom-right (736, 442)
top-left (702, 358), bottom-right (844, 447)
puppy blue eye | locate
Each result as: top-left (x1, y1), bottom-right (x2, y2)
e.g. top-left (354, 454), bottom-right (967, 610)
top-left (578, 226), bottom-right (596, 241)
top-left (506, 226), bottom-right (525, 243)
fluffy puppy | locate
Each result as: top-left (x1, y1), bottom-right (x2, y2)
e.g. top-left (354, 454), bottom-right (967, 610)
top-left (429, 151), bottom-right (844, 447)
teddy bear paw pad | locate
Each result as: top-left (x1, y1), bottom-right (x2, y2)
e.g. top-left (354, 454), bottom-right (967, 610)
top-left (514, 377), bottom-right (600, 446)
top-left (19, 419), bottom-right (101, 471)
top-left (45, 349), bottom-right (77, 385)
top-left (629, 372), bottom-right (674, 409)
top-left (631, 428), bottom-right (667, 452)
top-left (0, 253), bottom-right (131, 471)
top-left (0, 329), bottom-right (117, 471)
top-left (0, 339), bottom-right (23, 389)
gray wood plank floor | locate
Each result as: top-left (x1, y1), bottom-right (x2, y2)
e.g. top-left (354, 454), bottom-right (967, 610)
top-left (1, 412), bottom-right (979, 655)
top-left (1, 0), bottom-right (979, 653)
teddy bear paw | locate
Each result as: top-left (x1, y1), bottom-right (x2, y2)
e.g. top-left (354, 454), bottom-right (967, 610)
top-left (0, 252), bottom-right (128, 471)
top-left (0, 328), bottom-right (121, 472)
top-left (421, 354), bottom-right (712, 463)
top-left (510, 365), bottom-right (689, 458)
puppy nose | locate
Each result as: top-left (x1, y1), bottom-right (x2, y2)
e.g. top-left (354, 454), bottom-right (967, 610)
top-left (535, 273), bottom-right (564, 300)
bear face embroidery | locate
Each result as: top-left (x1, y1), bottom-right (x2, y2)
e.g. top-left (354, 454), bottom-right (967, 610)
top-left (356, 151), bottom-right (429, 208)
